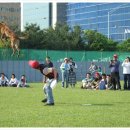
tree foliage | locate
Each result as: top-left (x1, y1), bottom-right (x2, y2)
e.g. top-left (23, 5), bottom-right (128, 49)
top-left (21, 23), bottom-right (84, 50)
top-left (83, 30), bottom-right (118, 51)
top-left (117, 38), bottom-right (130, 51)
top-left (1, 22), bottom-right (129, 51)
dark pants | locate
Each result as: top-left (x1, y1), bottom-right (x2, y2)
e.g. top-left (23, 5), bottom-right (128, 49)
top-left (0, 82), bottom-right (8, 87)
top-left (10, 84), bottom-right (17, 87)
top-left (124, 74), bottom-right (130, 90)
top-left (111, 72), bottom-right (121, 90)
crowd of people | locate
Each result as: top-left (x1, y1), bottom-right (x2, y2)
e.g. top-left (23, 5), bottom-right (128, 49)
top-left (81, 54), bottom-right (130, 90)
top-left (1, 54), bottom-right (130, 91)
top-left (0, 73), bottom-right (28, 88)
top-left (1, 54), bottom-right (129, 107)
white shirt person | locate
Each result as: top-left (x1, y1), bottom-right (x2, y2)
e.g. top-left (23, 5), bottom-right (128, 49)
top-left (122, 57), bottom-right (130, 90)
top-left (9, 74), bottom-right (18, 87)
top-left (0, 73), bottom-right (9, 86)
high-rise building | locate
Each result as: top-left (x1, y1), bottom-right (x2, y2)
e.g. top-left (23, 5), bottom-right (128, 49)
top-left (23, 2), bottom-right (67, 30)
top-left (0, 3), bottom-right (21, 30)
top-left (51, 2), bottom-right (67, 28)
top-left (57, 3), bottom-right (67, 24)
top-left (66, 3), bottom-right (130, 42)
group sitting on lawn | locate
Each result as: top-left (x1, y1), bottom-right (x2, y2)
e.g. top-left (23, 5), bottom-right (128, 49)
top-left (0, 73), bottom-right (29, 88)
top-left (81, 72), bottom-right (113, 90)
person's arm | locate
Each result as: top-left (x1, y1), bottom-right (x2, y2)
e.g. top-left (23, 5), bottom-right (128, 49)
top-left (9, 79), bottom-right (12, 84)
top-left (51, 62), bottom-right (53, 67)
top-left (67, 64), bottom-right (70, 71)
top-left (89, 65), bottom-right (92, 70)
top-left (122, 61), bottom-right (126, 67)
top-left (5, 77), bottom-right (9, 83)
top-left (122, 61), bottom-right (130, 67)
top-left (60, 63), bottom-right (64, 70)
top-left (17, 80), bottom-right (20, 87)
top-left (82, 78), bottom-right (87, 83)
top-left (109, 61), bottom-right (115, 68)
top-left (75, 63), bottom-right (77, 69)
top-left (12, 78), bottom-right (18, 84)
top-left (93, 65), bottom-right (97, 70)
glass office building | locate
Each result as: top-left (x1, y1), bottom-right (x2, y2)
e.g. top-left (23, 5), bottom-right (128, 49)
top-left (23, 3), bottom-right (67, 30)
top-left (66, 3), bottom-right (130, 42)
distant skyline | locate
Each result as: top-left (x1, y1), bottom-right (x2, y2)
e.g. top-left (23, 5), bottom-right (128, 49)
top-left (23, 3), bottom-right (49, 30)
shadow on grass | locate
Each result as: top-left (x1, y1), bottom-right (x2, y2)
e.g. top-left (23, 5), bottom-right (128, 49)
top-left (56, 102), bottom-right (113, 106)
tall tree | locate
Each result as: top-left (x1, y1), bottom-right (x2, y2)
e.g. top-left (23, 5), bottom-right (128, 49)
top-left (21, 23), bottom-right (44, 49)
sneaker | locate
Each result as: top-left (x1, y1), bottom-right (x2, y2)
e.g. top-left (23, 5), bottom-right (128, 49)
top-left (41, 98), bottom-right (47, 103)
top-left (44, 103), bottom-right (54, 106)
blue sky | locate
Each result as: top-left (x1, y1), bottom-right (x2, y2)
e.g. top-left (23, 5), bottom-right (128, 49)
top-left (23, 3), bottom-right (49, 29)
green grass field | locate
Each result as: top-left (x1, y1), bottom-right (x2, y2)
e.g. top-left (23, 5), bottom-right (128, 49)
top-left (0, 82), bottom-right (130, 127)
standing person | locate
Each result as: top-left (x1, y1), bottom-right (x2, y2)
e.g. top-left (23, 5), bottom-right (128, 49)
top-left (60, 58), bottom-right (70, 88)
top-left (44, 56), bottom-right (54, 83)
top-left (0, 73), bottom-right (9, 87)
top-left (88, 62), bottom-right (98, 76)
top-left (45, 56), bottom-right (53, 68)
top-left (68, 57), bottom-right (77, 87)
top-left (122, 57), bottom-right (130, 90)
top-left (109, 54), bottom-right (121, 90)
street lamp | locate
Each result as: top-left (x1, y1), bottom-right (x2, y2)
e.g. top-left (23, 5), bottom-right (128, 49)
top-left (107, 3), bottom-right (128, 39)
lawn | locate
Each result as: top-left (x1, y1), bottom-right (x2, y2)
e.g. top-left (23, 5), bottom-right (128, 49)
top-left (0, 82), bottom-right (130, 127)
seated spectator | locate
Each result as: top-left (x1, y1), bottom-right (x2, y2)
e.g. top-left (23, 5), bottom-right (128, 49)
top-left (9, 74), bottom-right (18, 87)
top-left (91, 72), bottom-right (102, 89)
top-left (97, 74), bottom-right (107, 90)
top-left (17, 75), bottom-right (29, 88)
top-left (106, 74), bottom-right (113, 90)
top-left (0, 73), bottom-right (9, 87)
top-left (81, 73), bottom-right (93, 89)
